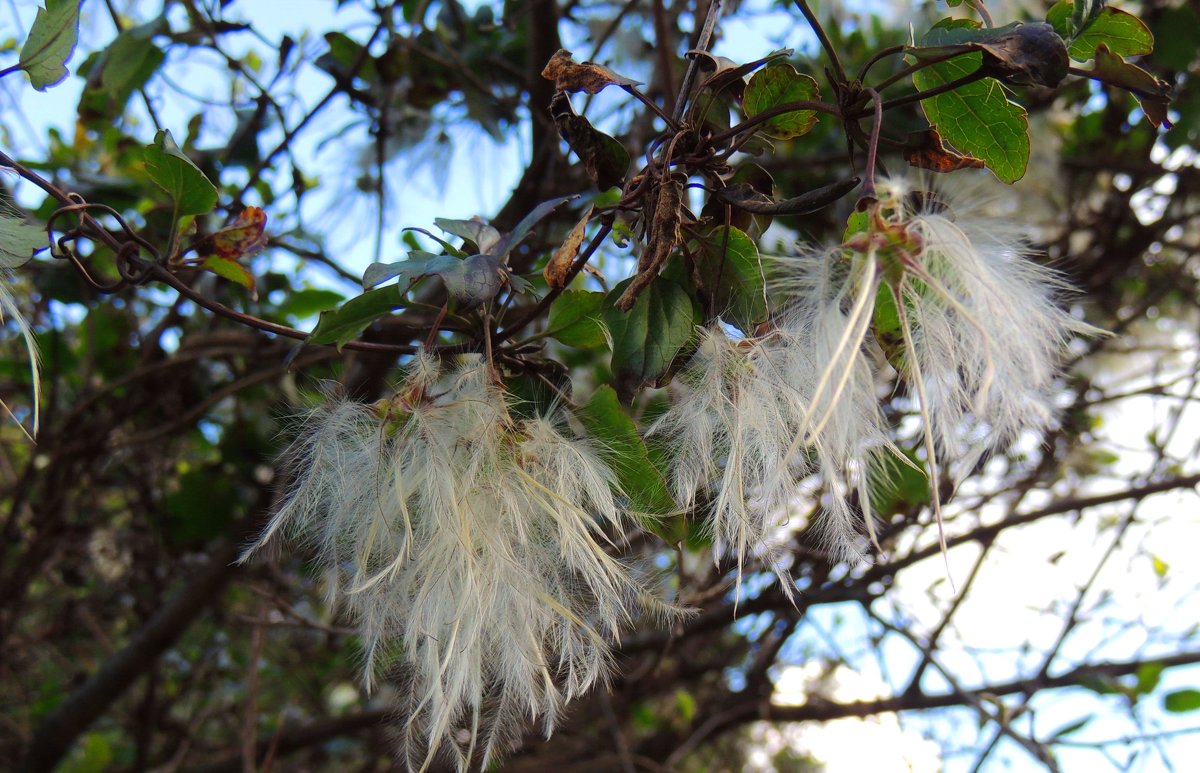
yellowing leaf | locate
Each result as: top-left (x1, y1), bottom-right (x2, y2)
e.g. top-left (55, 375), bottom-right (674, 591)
top-left (194, 207), bottom-right (268, 261)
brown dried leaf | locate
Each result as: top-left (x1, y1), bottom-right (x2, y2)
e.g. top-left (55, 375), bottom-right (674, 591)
top-left (544, 206), bottom-right (593, 289)
top-left (1088, 44), bottom-right (1173, 128)
top-left (541, 49), bottom-right (641, 95)
top-left (618, 177), bottom-right (684, 310)
top-left (904, 128), bottom-right (986, 173)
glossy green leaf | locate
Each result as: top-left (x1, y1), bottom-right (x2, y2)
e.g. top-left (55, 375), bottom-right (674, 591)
top-left (577, 386), bottom-right (678, 519)
top-left (308, 285), bottom-right (405, 348)
top-left (17, 0), bottom-right (80, 91)
top-left (690, 226), bottom-right (767, 331)
top-left (602, 277), bottom-right (700, 400)
top-left (1046, 2), bottom-right (1153, 60)
top-left (742, 63), bottom-right (821, 140)
top-left (548, 289), bottom-right (607, 349)
top-left (143, 129), bottom-right (218, 216)
top-left (913, 21), bottom-right (1030, 183)
top-left (0, 214), bottom-right (45, 268)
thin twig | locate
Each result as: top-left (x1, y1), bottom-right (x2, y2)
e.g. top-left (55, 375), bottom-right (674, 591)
top-left (793, 0), bottom-right (847, 83)
top-left (671, 0), bottom-right (721, 123)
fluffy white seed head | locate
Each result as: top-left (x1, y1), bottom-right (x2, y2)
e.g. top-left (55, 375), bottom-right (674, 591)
top-left (650, 320), bottom-right (889, 585)
top-left (762, 172), bottom-right (1101, 566)
top-left (243, 356), bottom-right (668, 772)
top-left (883, 174), bottom-right (1102, 477)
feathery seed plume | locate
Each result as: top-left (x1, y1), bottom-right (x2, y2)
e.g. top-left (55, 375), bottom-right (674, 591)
top-left (243, 353), bottom-right (668, 771)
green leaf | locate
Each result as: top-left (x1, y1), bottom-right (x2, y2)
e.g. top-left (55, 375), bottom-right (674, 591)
top-left (602, 277), bottom-right (701, 400)
top-left (913, 21), bottom-right (1030, 183)
top-left (0, 214), bottom-right (45, 268)
top-left (314, 31), bottom-right (376, 83)
top-left (364, 251), bottom-right (506, 306)
top-left (1046, 3), bottom-right (1153, 60)
top-left (577, 386), bottom-right (678, 521)
top-left (143, 129), bottom-right (218, 216)
top-left (1135, 662), bottom-right (1165, 695)
top-left (1164, 689), bottom-right (1200, 713)
top-left (276, 288), bottom-right (345, 319)
top-left (554, 97), bottom-right (631, 191)
top-left (742, 63), bottom-right (821, 140)
top-left (1048, 715), bottom-right (1093, 740)
top-left (200, 256), bottom-right (256, 298)
top-left (548, 289), bottom-right (607, 349)
top-left (99, 23), bottom-right (166, 100)
top-left (17, 0), bottom-right (80, 91)
top-left (308, 285), bottom-right (405, 349)
top-left (690, 226), bottom-right (767, 331)
top-left (871, 448), bottom-right (930, 516)
top-left (434, 218), bottom-right (501, 254)
top-left (674, 690), bottom-right (697, 723)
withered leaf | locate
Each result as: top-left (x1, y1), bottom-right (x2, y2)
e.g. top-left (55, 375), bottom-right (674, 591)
top-left (693, 48), bottom-right (793, 99)
top-left (1087, 44), bottom-right (1173, 128)
top-left (977, 22), bottom-right (1069, 88)
top-left (905, 128), bottom-right (986, 172)
top-left (544, 205), bottom-right (593, 289)
top-left (552, 92), bottom-right (630, 190)
top-left (191, 206), bottom-right (269, 260)
top-left (713, 177), bottom-right (860, 215)
top-left (910, 21), bottom-right (1069, 88)
top-left (617, 176), bottom-right (684, 310)
top-left (190, 207), bottom-right (268, 299)
top-left (541, 49), bottom-right (641, 95)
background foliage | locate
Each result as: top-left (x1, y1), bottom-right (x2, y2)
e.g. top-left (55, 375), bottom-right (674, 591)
top-left (1, 0), bottom-right (1199, 770)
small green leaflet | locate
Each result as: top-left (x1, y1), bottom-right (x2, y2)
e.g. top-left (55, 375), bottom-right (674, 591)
top-left (577, 386), bottom-right (678, 521)
top-left (99, 22), bottom-right (166, 100)
top-left (17, 0), bottom-right (81, 91)
top-left (308, 285), bottom-right (405, 349)
top-left (1164, 689), bottom-right (1200, 713)
top-left (547, 289), bottom-right (607, 349)
top-left (689, 226), bottom-right (767, 332)
top-left (742, 63), bottom-right (821, 140)
top-left (603, 277), bottom-right (701, 401)
top-left (143, 130), bottom-right (218, 216)
top-left (913, 20), bottom-right (1030, 184)
top-left (1046, 2), bottom-right (1153, 60)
